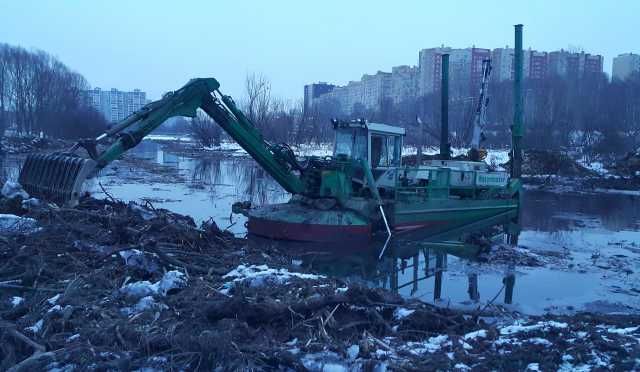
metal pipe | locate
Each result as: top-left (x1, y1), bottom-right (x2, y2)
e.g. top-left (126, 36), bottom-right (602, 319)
top-left (512, 24), bottom-right (524, 178)
top-left (440, 54), bottom-right (450, 160)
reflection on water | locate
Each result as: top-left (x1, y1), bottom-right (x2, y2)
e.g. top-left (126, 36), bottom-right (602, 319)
top-left (2, 140), bottom-right (640, 315)
top-left (288, 238), bottom-right (638, 315)
top-left (97, 141), bottom-right (289, 235)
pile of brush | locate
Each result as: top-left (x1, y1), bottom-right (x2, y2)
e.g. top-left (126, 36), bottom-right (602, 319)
top-left (1, 187), bottom-right (639, 371)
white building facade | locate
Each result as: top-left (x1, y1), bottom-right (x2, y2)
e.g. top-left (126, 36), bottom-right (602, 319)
top-left (83, 88), bottom-right (147, 123)
top-left (307, 45), bottom-right (603, 116)
top-left (612, 53), bottom-right (640, 81)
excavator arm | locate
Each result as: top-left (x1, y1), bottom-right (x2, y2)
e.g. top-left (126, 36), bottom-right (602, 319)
top-left (19, 78), bottom-right (305, 205)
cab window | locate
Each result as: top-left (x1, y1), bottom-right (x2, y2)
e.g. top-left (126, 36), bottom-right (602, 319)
top-left (371, 134), bottom-right (401, 167)
top-left (334, 128), bottom-right (367, 160)
top-left (371, 134), bottom-right (389, 167)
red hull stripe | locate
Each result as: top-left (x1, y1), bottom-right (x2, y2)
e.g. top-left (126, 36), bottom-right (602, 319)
top-left (248, 217), bottom-right (372, 243)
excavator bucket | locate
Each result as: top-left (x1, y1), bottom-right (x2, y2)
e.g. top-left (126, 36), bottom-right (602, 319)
top-left (18, 154), bottom-right (97, 206)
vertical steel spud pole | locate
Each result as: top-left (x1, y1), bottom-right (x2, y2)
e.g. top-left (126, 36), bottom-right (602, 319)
top-left (440, 54), bottom-right (450, 160)
top-left (512, 24), bottom-right (524, 178)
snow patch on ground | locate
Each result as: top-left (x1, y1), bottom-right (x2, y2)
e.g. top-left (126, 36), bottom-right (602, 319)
top-left (404, 335), bottom-right (450, 355)
top-left (526, 363), bottom-right (541, 371)
top-left (26, 319), bottom-right (44, 333)
top-left (301, 351), bottom-right (350, 372)
top-left (527, 337), bottom-right (552, 346)
top-left (47, 293), bottom-right (61, 305)
top-left (146, 134), bottom-right (193, 142)
top-left (1, 181), bottom-right (29, 199)
top-left (500, 320), bottom-right (568, 335)
top-left (577, 158), bottom-right (609, 176)
top-left (346, 344), bottom-right (360, 360)
top-left (0, 214), bottom-right (39, 234)
top-left (463, 329), bottom-right (487, 340)
top-left (10, 296), bottom-right (24, 307)
top-left (120, 270), bottom-right (187, 298)
top-left (220, 264), bottom-right (325, 294)
top-left (607, 326), bottom-right (639, 335)
top-left (393, 307), bottom-right (415, 320)
top-left (122, 296), bottom-right (168, 315)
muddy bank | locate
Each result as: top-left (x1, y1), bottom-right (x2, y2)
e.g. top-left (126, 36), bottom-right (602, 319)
top-left (0, 188), bottom-right (639, 370)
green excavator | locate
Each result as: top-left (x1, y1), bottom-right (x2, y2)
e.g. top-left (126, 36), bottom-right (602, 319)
top-left (19, 26), bottom-right (526, 247)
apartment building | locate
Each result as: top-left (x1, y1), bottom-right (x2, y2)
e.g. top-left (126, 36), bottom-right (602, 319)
top-left (612, 53), bottom-right (640, 81)
top-left (306, 45), bottom-right (603, 116)
top-left (83, 88), bottom-right (147, 123)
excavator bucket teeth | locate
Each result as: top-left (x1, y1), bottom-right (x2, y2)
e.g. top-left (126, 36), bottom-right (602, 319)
top-left (18, 154), bottom-right (97, 206)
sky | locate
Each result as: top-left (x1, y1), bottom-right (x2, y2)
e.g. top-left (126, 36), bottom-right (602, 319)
top-left (2, 1), bottom-right (638, 101)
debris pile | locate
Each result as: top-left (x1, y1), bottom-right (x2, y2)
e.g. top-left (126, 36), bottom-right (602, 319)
top-left (0, 136), bottom-right (71, 155)
top-left (0, 185), bottom-right (639, 370)
top-left (518, 149), bottom-right (595, 177)
top-left (612, 148), bottom-right (640, 177)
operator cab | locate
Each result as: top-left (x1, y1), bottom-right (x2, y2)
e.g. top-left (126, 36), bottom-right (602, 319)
top-left (332, 119), bottom-right (405, 170)
top-left (332, 119), bottom-right (405, 190)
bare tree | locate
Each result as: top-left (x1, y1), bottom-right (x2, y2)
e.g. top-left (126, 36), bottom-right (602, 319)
top-left (243, 72), bottom-right (272, 132)
top-left (0, 43), bottom-right (106, 139)
top-left (190, 110), bottom-right (221, 148)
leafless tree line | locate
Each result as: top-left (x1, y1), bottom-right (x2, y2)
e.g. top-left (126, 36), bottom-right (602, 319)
top-left (304, 72), bottom-right (640, 156)
top-left (241, 73), bottom-right (303, 144)
top-left (0, 43), bottom-right (106, 139)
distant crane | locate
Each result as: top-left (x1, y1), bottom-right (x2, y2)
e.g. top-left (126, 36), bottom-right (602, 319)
top-left (469, 59), bottom-right (492, 160)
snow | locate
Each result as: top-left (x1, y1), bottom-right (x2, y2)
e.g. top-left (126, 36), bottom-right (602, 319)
top-left (220, 264), bottom-right (325, 294)
top-left (47, 293), bottom-right (61, 305)
top-left (393, 307), bottom-right (415, 320)
top-left (464, 329), bottom-right (487, 340)
top-left (120, 270), bottom-right (187, 298)
top-left (454, 363), bottom-right (471, 371)
top-left (0, 213), bottom-right (39, 234)
top-left (577, 158), bottom-right (609, 176)
top-left (593, 188), bottom-right (640, 196)
top-left (404, 335), bottom-right (450, 355)
top-left (21, 197), bottom-right (41, 209)
top-left (335, 287), bottom-right (349, 293)
top-left (10, 296), bottom-right (24, 307)
top-left (26, 319), bottom-right (44, 333)
top-left (301, 352), bottom-right (350, 372)
top-left (499, 320), bottom-right (568, 335)
top-left (46, 362), bottom-right (77, 372)
top-left (527, 337), bottom-right (552, 346)
top-left (66, 334), bottom-right (80, 342)
top-left (346, 345), bottom-right (359, 360)
top-left (526, 363), bottom-right (540, 371)
top-left (122, 296), bottom-right (168, 315)
top-left (146, 134), bottom-right (193, 142)
top-left (607, 326), bottom-right (639, 335)
top-left (1, 181), bottom-right (29, 199)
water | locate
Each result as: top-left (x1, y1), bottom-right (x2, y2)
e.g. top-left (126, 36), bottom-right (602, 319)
top-left (2, 139), bottom-right (640, 315)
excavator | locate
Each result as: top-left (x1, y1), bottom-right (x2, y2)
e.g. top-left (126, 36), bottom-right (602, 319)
top-left (19, 78), bottom-right (399, 242)
top-left (19, 26), bottom-right (526, 247)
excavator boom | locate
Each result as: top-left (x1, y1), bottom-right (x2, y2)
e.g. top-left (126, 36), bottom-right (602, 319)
top-left (19, 78), bottom-right (304, 205)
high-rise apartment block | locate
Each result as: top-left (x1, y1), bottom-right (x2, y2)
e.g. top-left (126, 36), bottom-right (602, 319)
top-left (83, 88), bottom-right (147, 123)
top-left (306, 45), bottom-right (604, 116)
top-left (612, 53), bottom-right (640, 81)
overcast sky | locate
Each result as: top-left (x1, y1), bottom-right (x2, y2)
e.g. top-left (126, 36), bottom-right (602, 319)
top-left (2, 1), bottom-right (638, 101)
